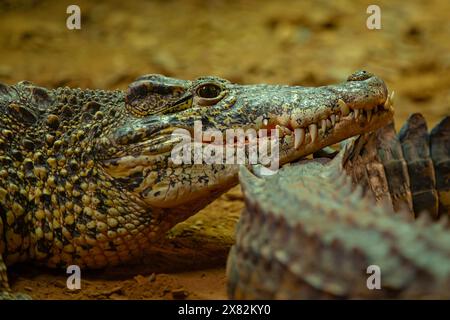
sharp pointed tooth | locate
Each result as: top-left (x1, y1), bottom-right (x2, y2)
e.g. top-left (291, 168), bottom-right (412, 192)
top-left (275, 125), bottom-right (283, 136)
top-left (330, 114), bottom-right (336, 126)
top-left (374, 106), bottom-right (378, 113)
top-left (383, 91), bottom-right (395, 110)
top-left (277, 124), bottom-right (291, 135)
top-left (336, 114), bottom-right (340, 122)
top-left (326, 119), bottom-right (332, 129)
top-left (338, 99), bottom-right (349, 116)
top-left (389, 91), bottom-right (395, 106)
top-left (366, 109), bottom-right (372, 122)
top-left (263, 118), bottom-right (268, 126)
top-left (354, 109), bottom-right (360, 119)
top-left (309, 124), bottom-right (318, 143)
top-left (252, 164), bottom-right (275, 178)
top-left (294, 128), bottom-right (305, 149)
top-left (321, 119), bottom-right (326, 132)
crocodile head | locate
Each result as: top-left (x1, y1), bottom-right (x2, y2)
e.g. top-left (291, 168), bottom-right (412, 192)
top-left (0, 71), bottom-right (393, 268)
top-left (100, 71), bottom-right (394, 225)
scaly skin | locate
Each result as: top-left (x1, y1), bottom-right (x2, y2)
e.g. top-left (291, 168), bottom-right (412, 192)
top-left (227, 116), bottom-right (450, 299)
top-left (0, 71), bottom-right (392, 298)
top-left (344, 114), bottom-right (450, 219)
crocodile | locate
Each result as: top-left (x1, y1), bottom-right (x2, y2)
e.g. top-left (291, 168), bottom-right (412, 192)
top-left (227, 114), bottom-right (450, 299)
top-left (0, 71), bottom-right (392, 298)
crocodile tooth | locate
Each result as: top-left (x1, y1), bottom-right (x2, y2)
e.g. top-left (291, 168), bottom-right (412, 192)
top-left (330, 114), bottom-right (336, 126)
top-left (326, 119), bottom-right (332, 129)
top-left (275, 125), bottom-right (283, 136)
top-left (251, 164), bottom-right (275, 177)
top-left (374, 106), bottom-right (378, 113)
top-left (336, 114), bottom-right (340, 122)
top-left (263, 118), bottom-right (269, 126)
top-left (338, 99), bottom-right (349, 116)
top-left (276, 124), bottom-right (291, 135)
top-left (354, 109), bottom-right (360, 119)
top-left (383, 92), bottom-right (394, 110)
top-left (366, 109), bottom-right (372, 122)
top-left (309, 124), bottom-right (318, 143)
top-left (294, 128), bottom-right (305, 149)
top-left (389, 90), bottom-right (395, 106)
top-left (321, 119), bottom-right (327, 132)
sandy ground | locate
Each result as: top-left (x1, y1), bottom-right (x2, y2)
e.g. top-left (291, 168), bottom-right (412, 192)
top-left (0, 0), bottom-right (449, 299)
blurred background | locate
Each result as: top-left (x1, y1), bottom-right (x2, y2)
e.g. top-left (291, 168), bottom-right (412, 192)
top-left (1, 0), bottom-right (449, 299)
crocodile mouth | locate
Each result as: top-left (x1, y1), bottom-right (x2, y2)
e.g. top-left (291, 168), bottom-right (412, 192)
top-left (259, 91), bottom-right (395, 163)
top-left (112, 90), bottom-right (394, 162)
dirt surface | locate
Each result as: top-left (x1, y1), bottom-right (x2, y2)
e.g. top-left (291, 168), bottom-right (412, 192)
top-left (0, 0), bottom-right (449, 299)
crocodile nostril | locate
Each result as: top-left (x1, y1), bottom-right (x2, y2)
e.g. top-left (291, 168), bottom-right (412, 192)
top-left (347, 70), bottom-right (373, 82)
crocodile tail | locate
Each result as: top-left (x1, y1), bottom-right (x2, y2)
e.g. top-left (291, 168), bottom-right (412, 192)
top-left (398, 113), bottom-right (439, 218)
top-left (342, 121), bottom-right (414, 216)
top-left (343, 114), bottom-right (449, 219)
top-left (373, 122), bottom-right (414, 214)
top-left (430, 116), bottom-right (450, 217)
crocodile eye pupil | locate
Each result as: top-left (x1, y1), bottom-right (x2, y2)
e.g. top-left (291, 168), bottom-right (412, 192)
top-left (196, 84), bottom-right (222, 99)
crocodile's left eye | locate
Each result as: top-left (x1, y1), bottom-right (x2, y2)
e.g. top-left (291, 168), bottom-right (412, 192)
top-left (196, 83), bottom-right (222, 99)
top-left (194, 83), bottom-right (226, 106)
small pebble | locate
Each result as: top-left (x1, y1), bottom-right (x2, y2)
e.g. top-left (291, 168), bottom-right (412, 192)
top-left (171, 288), bottom-right (189, 299)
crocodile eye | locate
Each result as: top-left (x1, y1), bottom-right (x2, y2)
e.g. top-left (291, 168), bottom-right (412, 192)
top-left (196, 83), bottom-right (222, 99)
top-left (194, 83), bottom-right (226, 106)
